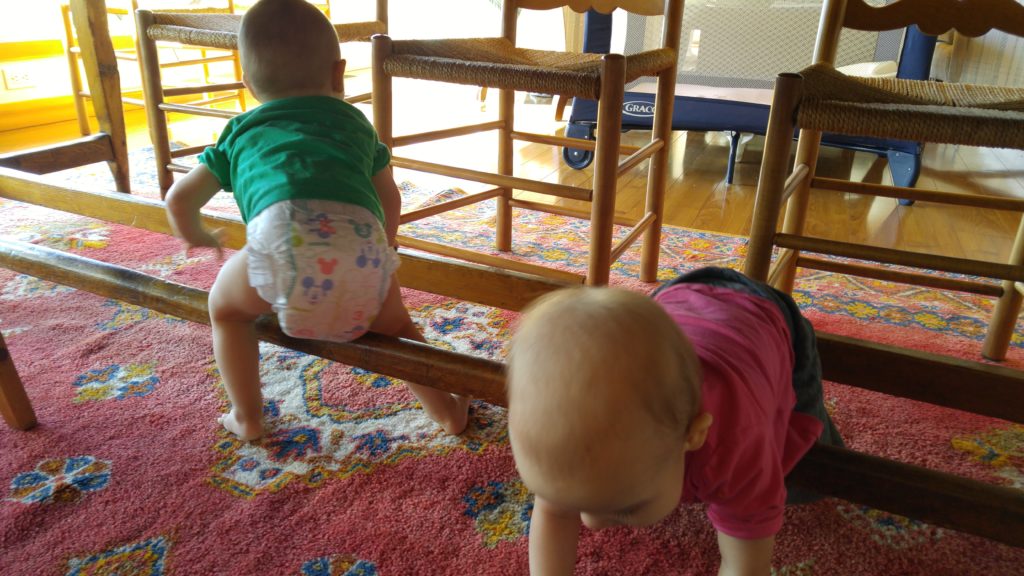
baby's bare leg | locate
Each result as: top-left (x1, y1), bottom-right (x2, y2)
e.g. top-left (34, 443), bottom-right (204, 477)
top-left (209, 247), bottom-right (273, 440)
top-left (370, 276), bottom-right (470, 435)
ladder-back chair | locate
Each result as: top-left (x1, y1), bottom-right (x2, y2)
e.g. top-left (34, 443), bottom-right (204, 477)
top-left (60, 0), bottom-right (246, 139)
top-left (0, 0), bottom-right (130, 193)
top-left (136, 0), bottom-right (388, 196)
top-left (0, 0), bottom-right (135, 430)
top-left (371, 0), bottom-right (685, 286)
top-left (744, 0), bottom-right (1024, 360)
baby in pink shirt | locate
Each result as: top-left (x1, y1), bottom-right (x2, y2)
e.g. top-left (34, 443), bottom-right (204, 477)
top-left (507, 267), bottom-right (842, 575)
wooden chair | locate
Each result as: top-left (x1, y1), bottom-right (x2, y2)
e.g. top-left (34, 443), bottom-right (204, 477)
top-left (0, 0), bottom-right (136, 430)
top-left (60, 0), bottom-right (246, 139)
top-left (744, 0), bottom-right (1024, 360)
top-left (136, 0), bottom-right (387, 196)
top-left (0, 0), bottom-right (130, 193)
top-left (234, 0), bottom-right (333, 19)
top-left (371, 0), bottom-right (685, 286)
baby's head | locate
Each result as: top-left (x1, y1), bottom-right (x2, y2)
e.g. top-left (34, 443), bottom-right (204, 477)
top-left (239, 0), bottom-right (342, 101)
top-left (507, 287), bottom-right (710, 529)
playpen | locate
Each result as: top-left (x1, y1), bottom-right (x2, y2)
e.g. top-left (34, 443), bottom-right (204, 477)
top-left (563, 1), bottom-right (937, 189)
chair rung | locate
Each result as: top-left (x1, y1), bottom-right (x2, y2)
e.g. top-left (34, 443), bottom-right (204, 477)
top-left (0, 134), bottom-right (112, 175)
top-left (782, 164), bottom-right (811, 203)
top-left (170, 144), bottom-right (212, 159)
top-left (510, 131), bottom-right (640, 155)
top-left (814, 330), bottom-right (1024, 425)
top-left (768, 248), bottom-right (799, 287)
top-left (775, 233), bottom-right (1024, 282)
top-left (508, 199), bottom-right (636, 227)
top-left (186, 94), bottom-right (243, 108)
top-left (397, 235), bottom-right (584, 285)
top-left (163, 82), bottom-right (245, 97)
top-left (400, 187), bottom-right (504, 224)
top-left (121, 97), bottom-right (147, 108)
top-left (812, 177), bottom-right (1024, 212)
top-left (609, 211), bottom-right (656, 263)
top-left (392, 121), bottom-right (504, 148)
top-left (167, 162), bottom-right (193, 174)
top-left (161, 54), bottom-right (236, 68)
top-left (159, 103), bottom-right (238, 119)
top-left (617, 140), bottom-right (663, 177)
top-left (392, 156), bottom-right (592, 202)
top-left (797, 255), bottom-right (1005, 297)
top-left (344, 91), bottom-right (372, 104)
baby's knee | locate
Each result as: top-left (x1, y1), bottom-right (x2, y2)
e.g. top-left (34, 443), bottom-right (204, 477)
top-left (208, 286), bottom-right (258, 323)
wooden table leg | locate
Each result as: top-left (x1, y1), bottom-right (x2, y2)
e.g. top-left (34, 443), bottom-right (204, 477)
top-left (0, 330), bottom-right (36, 430)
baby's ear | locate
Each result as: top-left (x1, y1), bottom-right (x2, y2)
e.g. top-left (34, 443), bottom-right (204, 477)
top-left (332, 59), bottom-right (347, 95)
top-left (683, 412), bottom-right (713, 452)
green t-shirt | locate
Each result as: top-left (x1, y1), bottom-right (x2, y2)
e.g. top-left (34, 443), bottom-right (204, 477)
top-left (199, 95), bottom-right (390, 224)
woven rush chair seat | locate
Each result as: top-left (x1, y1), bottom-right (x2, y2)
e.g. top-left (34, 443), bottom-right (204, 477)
top-left (743, 0), bottom-right (1024, 361)
top-left (373, 0), bottom-right (685, 287)
top-left (146, 13), bottom-right (387, 51)
top-left (797, 63), bottom-right (1024, 148)
top-left (144, 13), bottom-right (241, 49)
top-left (385, 38), bottom-right (676, 99)
top-left (2, 0), bottom-right (131, 193)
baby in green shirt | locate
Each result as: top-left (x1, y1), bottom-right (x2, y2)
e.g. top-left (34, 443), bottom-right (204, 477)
top-left (165, 0), bottom-right (469, 440)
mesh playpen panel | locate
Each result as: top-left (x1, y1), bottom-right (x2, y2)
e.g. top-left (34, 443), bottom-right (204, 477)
top-left (616, 0), bottom-right (903, 98)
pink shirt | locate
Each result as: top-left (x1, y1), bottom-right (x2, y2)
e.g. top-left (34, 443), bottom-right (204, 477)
top-left (655, 283), bottom-right (823, 540)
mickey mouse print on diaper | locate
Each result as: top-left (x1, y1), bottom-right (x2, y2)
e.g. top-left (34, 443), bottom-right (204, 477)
top-left (299, 257), bottom-right (340, 306)
top-left (348, 218), bottom-right (373, 239)
top-left (301, 276), bottom-right (334, 305)
top-left (307, 212), bottom-right (337, 240)
top-left (356, 244), bottom-right (382, 269)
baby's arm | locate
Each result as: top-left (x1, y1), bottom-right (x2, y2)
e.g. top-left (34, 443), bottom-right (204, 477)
top-left (529, 496), bottom-right (581, 575)
top-left (716, 532), bottom-right (774, 576)
top-left (371, 166), bottom-right (401, 247)
top-left (165, 164), bottom-right (224, 250)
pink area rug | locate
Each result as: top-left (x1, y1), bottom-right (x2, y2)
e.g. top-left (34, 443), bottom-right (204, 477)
top-left (1, 153), bottom-right (1022, 575)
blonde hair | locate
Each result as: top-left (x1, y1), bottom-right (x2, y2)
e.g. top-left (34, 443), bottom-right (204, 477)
top-left (239, 0), bottom-right (340, 100)
top-left (507, 287), bottom-right (702, 469)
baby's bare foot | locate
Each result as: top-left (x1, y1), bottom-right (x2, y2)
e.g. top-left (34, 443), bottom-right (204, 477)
top-left (218, 409), bottom-right (264, 441)
top-left (407, 383), bottom-right (472, 435)
top-left (437, 394), bottom-right (470, 436)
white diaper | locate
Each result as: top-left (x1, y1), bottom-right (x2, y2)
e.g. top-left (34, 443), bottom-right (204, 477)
top-left (246, 199), bottom-right (399, 342)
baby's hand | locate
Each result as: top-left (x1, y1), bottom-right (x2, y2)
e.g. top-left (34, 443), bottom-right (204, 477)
top-left (183, 227), bottom-right (224, 260)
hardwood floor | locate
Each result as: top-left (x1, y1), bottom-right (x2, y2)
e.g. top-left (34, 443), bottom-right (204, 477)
top-left (2, 81), bottom-right (1022, 264)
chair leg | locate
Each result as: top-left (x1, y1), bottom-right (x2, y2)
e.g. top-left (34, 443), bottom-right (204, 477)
top-left (745, 73), bottom-right (803, 283)
top-left (640, 64), bottom-right (677, 282)
top-left (136, 10), bottom-right (175, 197)
top-left (71, 0), bottom-right (130, 193)
top-left (773, 128), bottom-right (823, 292)
top-left (496, 88), bottom-right (514, 252)
top-left (588, 55), bottom-right (626, 286)
top-left (371, 34), bottom-right (394, 149)
top-left (982, 215), bottom-right (1024, 361)
top-left (62, 3), bottom-right (92, 137)
top-left (0, 331), bottom-right (36, 431)
top-left (232, 50), bottom-right (247, 112)
top-left (554, 95), bottom-right (570, 121)
top-left (726, 131), bottom-right (741, 185)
